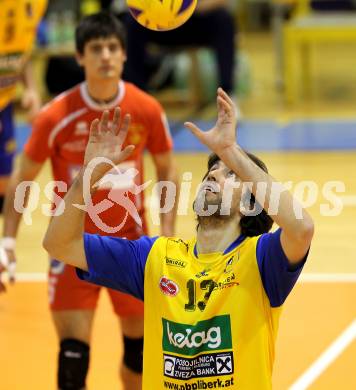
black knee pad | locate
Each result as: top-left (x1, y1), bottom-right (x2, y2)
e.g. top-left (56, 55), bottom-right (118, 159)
top-left (123, 336), bottom-right (143, 374)
top-left (58, 338), bottom-right (90, 390)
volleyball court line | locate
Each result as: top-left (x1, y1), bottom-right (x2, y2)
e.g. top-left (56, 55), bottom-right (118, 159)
top-left (289, 320), bottom-right (356, 390)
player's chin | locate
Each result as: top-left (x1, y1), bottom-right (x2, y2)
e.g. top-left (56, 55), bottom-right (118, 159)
top-left (194, 190), bottom-right (213, 206)
top-left (205, 191), bottom-right (222, 203)
top-left (98, 70), bottom-right (119, 79)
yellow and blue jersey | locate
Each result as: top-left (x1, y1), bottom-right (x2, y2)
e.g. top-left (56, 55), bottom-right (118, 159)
top-left (78, 229), bottom-right (307, 389)
top-left (0, 0), bottom-right (47, 110)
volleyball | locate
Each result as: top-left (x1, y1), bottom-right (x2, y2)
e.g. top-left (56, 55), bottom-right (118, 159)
top-left (126, 0), bottom-right (197, 31)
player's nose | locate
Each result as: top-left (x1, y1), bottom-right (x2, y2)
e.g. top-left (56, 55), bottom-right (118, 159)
top-left (101, 46), bottom-right (111, 59)
top-left (207, 167), bottom-right (225, 182)
top-left (207, 171), bottom-right (218, 182)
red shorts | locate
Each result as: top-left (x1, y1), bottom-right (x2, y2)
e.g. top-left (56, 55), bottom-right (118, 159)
top-left (48, 228), bottom-right (147, 318)
top-left (48, 262), bottom-right (144, 317)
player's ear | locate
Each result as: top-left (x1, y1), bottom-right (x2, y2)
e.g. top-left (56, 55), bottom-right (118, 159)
top-left (75, 52), bottom-right (84, 67)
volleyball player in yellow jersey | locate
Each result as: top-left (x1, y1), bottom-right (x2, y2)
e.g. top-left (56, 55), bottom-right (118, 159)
top-left (44, 88), bottom-right (314, 389)
top-left (0, 0), bottom-right (46, 212)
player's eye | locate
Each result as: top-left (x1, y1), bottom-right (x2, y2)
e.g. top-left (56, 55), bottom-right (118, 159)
top-left (109, 43), bottom-right (119, 52)
top-left (90, 45), bottom-right (102, 53)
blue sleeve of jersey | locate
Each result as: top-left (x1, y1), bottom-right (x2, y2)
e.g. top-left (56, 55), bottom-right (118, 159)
top-left (76, 234), bottom-right (158, 301)
top-left (256, 228), bottom-right (308, 307)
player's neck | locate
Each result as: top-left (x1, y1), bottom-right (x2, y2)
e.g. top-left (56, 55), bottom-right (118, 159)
top-left (86, 79), bottom-right (120, 104)
top-left (196, 218), bottom-right (241, 255)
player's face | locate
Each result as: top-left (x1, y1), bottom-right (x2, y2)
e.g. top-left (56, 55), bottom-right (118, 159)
top-left (77, 36), bottom-right (126, 81)
top-left (195, 160), bottom-right (243, 217)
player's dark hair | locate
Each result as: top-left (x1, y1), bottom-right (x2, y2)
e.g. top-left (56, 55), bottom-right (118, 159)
top-left (75, 11), bottom-right (127, 54)
top-left (204, 152), bottom-right (274, 237)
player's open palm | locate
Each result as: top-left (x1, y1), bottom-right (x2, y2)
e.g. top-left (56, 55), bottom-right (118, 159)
top-left (184, 88), bottom-right (237, 156)
top-left (84, 108), bottom-right (135, 181)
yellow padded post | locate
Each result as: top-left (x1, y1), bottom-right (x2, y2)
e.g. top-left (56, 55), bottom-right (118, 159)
top-left (282, 0), bottom-right (356, 103)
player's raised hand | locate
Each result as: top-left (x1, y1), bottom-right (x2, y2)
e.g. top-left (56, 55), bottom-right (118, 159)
top-left (83, 108), bottom-right (135, 181)
top-left (184, 88), bottom-right (237, 156)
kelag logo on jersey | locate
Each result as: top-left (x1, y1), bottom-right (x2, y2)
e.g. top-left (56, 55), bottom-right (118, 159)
top-left (162, 315), bottom-right (232, 356)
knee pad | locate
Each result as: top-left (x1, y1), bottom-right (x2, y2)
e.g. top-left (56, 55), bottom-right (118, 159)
top-left (58, 338), bottom-right (90, 390)
top-left (123, 336), bottom-right (143, 374)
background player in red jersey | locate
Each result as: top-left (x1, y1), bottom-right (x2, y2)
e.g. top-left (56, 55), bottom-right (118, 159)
top-left (1, 11), bottom-right (178, 390)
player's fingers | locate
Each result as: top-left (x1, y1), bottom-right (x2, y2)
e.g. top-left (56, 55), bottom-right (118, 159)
top-left (217, 96), bottom-right (231, 116)
top-left (117, 145), bottom-right (135, 163)
top-left (100, 110), bottom-right (110, 133)
top-left (122, 113), bottom-right (131, 133)
top-left (217, 87), bottom-right (234, 107)
top-left (217, 96), bottom-right (225, 114)
top-left (117, 113), bottom-right (131, 141)
top-left (216, 96), bottom-right (229, 118)
top-left (184, 122), bottom-right (204, 140)
top-left (89, 118), bottom-right (100, 138)
top-left (218, 91), bottom-right (236, 119)
top-left (112, 107), bottom-right (121, 133)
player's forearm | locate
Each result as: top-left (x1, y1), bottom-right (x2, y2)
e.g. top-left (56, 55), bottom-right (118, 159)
top-left (157, 166), bottom-right (179, 236)
top-left (22, 60), bottom-right (36, 90)
top-left (43, 169), bottom-right (87, 268)
top-left (2, 175), bottom-right (30, 238)
top-left (160, 202), bottom-right (177, 237)
top-left (220, 145), bottom-right (314, 238)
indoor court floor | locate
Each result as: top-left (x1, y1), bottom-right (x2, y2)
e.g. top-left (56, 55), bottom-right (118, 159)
top-left (1, 32), bottom-right (356, 390)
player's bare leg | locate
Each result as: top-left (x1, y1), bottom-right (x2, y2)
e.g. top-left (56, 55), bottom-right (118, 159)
top-left (52, 310), bottom-right (95, 390)
top-left (120, 317), bottom-right (144, 390)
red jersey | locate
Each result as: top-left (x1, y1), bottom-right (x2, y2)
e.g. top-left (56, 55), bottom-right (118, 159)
top-left (24, 81), bottom-right (173, 237)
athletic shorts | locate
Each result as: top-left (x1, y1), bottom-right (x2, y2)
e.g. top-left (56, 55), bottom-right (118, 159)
top-left (0, 104), bottom-right (16, 176)
top-left (48, 230), bottom-right (145, 318)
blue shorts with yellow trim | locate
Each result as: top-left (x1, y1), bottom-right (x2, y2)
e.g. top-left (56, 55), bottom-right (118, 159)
top-left (0, 104), bottom-right (16, 176)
